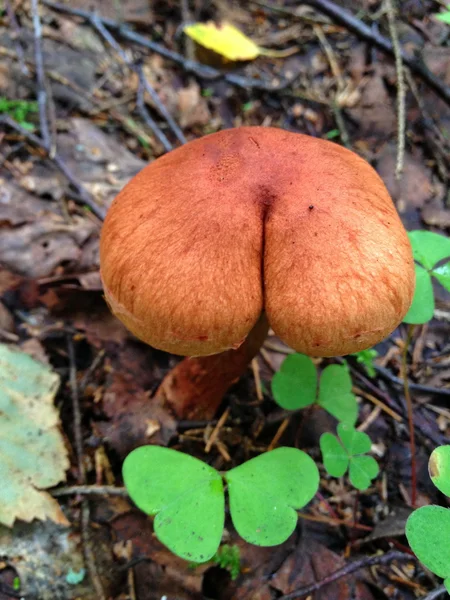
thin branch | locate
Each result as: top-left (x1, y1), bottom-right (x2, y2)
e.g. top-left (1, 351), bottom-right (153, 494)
top-left (67, 335), bottom-right (106, 600)
top-left (67, 335), bottom-right (85, 483)
top-left (421, 586), bottom-right (448, 600)
top-left (0, 115), bottom-right (106, 219)
top-left (30, 0), bottom-right (51, 150)
top-left (90, 15), bottom-right (180, 149)
top-left (52, 485), bottom-right (128, 497)
top-left (278, 551), bottom-right (414, 600)
top-left (402, 325), bottom-right (417, 507)
top-left (136, 63), bottom-right (187, 145)
top-left (385, 0), bottom-right (406, 180)
top-left (374, 364), bottom-right (450, 397)
top-left (5, 0), bottom-right (30, 75)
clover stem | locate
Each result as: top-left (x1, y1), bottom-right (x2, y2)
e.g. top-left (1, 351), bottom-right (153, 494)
top-left (155, 313), bottom-right (270, 420)
top-left (402, 324), bottom-right (416, 508)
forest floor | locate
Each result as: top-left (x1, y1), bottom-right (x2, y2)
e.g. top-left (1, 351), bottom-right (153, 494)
top-left (0, 0), bottom-right (450, 599)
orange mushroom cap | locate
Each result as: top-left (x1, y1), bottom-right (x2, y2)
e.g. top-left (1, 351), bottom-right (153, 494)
top-left (100, 127), bottom-right (415, 358)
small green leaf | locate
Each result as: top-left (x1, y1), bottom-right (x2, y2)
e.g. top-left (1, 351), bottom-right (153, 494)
top-left (433, 262), bottom-right (450, 292)
top-left (403, 265), bottom-right (434, 324)
top-left (337, 423), bottom-right (371, 455)
top-left (351, 348), bottom-right (378, 378)
top-left (320, 432), bottom-right (348, 477)
top-left (429, 446), bottom-right (450, 497)
top-left (271, 354), bottom-right (317, 410)
top-left (318, 365), bottom-right (357, 425)
top-left (123, 446), bottom-right (224, 562)
top-left (349, 455), bottom-right (379, 490)
top-left (225, 448), bottom-right (319, 546)
top-left (406, 505), bottom-right (450, 588)
top-left (408, 230), bottom-right (450, 270)
top-left (436, 10), bottom-right (450, 25)
top-left (320, 425), bottom-right (378, 490)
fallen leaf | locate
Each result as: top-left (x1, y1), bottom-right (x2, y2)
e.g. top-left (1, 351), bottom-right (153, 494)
top-left (0, 344), bottom-right (69, 527)
top-left (184, 22), bottom-right (260, 62)
top-left (97, 371), bottom-right (176, 459)
top-left (376, 144), bottom-right (434, 210)
top-left (177, 82), bottom-right (211, 129)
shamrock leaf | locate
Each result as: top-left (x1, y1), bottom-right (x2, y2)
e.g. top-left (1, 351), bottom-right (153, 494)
top-left (406, 506), bottom-right (450, 594)
top-left (433, 262), bottom-right (450, 292)
top-left (404, 231), bottom-right (450, 324)
top-left (225, 448), bottom-right (319, 546)
top-left (271, 354), bottom-right (317, 411)
top-left (123, 446), bottom-right (224, 562)
top-left (318, 364), bottom-right (357, 425)
top-left (272, 355), bottom-right (357, 425)
top-left (403, 265), bottom-right (434, 324)
top-left (319, 432), bottom-right (348, 477)
top-left (320, 423), bottom-right (379, 491)
top-left (428, 445), bottom-right (450, 497)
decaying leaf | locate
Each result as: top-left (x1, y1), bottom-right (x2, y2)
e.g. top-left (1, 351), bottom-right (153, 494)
top-left (184, 21), bottom-right (260, 62)
top-left (0, 344), bottom-right (69, 527)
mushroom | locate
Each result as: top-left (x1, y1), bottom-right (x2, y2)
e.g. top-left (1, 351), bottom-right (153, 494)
top-left (100, 127), bottom-right (415, 419)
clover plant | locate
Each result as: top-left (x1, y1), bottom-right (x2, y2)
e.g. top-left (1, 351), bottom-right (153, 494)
top-left (212, 544), bottom-right (241, 580)
top-left (406, 446), bottom-right (450, 593)
top-left (351, 348), bottom-right (378, 377)
top-left (403, 231), bottom-right (450, 324)
top-left (320, 423), bottom-right (379, 490)
top-left (123, 446), bottom-right (319, 562)
top-left (272, 353), bottom-right (357, 425)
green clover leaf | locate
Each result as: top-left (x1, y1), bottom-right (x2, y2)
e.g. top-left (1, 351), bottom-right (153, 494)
top-left (429, 445), bottom-right (450, 498)
top-left (272, 355), bottom-right (357, 425)
top-left (404, 231), bottom-right (450, 324)
top-left (271, 354), bottom-right (317, 411)
top-left (406, 506), bottom-right (450, 594)
top-left (225, 448), bottom-right (319, 546)
top-left (123, 446), bottom-right (224, 562)
top-left (320, 423), bottom-right (379, 491)
top-left (351, 348), bottom-right (378, 378)
top-left (123, 446), bottom-right (319, 562)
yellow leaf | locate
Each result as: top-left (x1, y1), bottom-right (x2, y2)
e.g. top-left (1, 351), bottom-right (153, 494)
top-left (184, 21), bottom-right (260, 62)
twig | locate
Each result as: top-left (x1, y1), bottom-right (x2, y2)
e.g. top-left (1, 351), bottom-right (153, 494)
top-left (67, 335), bottom-right (84, 483)
top-left (0, 115), bottom-right (106, 219)
top-left (385, 0), bottom-right (406, 180)
top-left (268, 416), bottom-right (290, 450)
top-left (421, 586), bottom-right (448, 600)
top-left (352, 385), bottom-right (402, 422)
top-left (135, 78), bottom-right (172, 152)
top-left (52, 485), bottom-right (128, 497)
top-left (90, 15), bottom-right (182, 149)
top-left (278, 551), bottom-right (414, 600)
top-left (30, 0), bottom-right (51, 151)
top-left (81, 502), bottom-right (107, 600)
top-left (136, 63), bottom-right (187, 145)
top-left (42, 0), bottom-right (296, 92)
top-left (374, 364), bottom-right (450, 397)
top-left (205, 407), bottom-right (230, 453)
top-left (251, 357), bottom-right (264, 401)
top-left (402, 325), bottom-right (417, 507)
top-left (67, 336), bottom-right (107, 600)
top-left (5, 0), bottom-right (30, 75)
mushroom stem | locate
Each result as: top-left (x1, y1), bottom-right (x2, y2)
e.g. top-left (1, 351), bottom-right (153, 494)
top-left (155, 313), bottom-right (270, 420)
